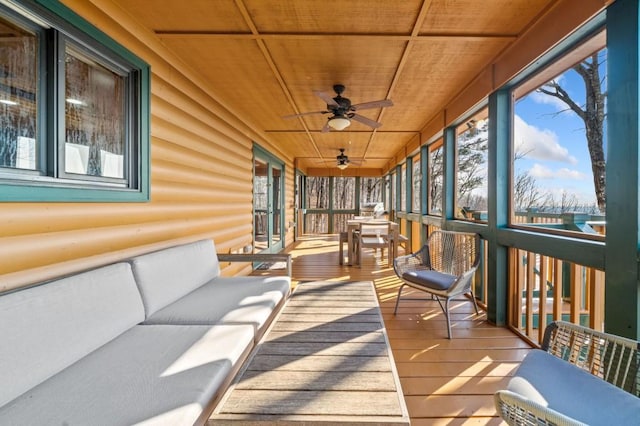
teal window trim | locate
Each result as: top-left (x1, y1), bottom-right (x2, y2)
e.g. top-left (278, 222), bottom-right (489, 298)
top-left (0, 0), bottom-right (150, 202)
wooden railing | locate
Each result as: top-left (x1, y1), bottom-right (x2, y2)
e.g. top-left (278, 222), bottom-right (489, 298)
top-left (508, 247), bottom-right (605, 344)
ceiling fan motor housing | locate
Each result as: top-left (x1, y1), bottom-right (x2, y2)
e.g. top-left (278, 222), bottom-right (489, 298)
top-left (330, 85), bottom-right (352, 118)
top-left (336, 148), bottom-right (350, 164)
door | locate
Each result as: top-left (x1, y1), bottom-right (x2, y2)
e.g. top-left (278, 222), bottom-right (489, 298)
top-left (253, 147), bottom-right (284, 253)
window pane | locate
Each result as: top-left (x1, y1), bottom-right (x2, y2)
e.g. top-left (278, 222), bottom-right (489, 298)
top-left (65, 46), bottom-right (125, 178)
top-left (385, 175), bottom-right (392, 216)
top-left (360, 177), bottom-right (384, 217)
top-left (253, 158), bottom-right (268, 251)
top-left (400, 163), bottom-right (406, 211)
top-left (390, 173), bottom-right (396, 213)
top-left (0, 17), bottom-right (38, 170)
top-left (333, 176), bottom-right (355, 209)
top-left (305, 176), bottom-right (329, 209)
top-left (428, 142), bottom-right (443, 215)
top-left (412, 153), bottom-right (421, 212)
top-left (272, 165), bottom-right (282, 244)
top-left (512, 39), bottom-right (606, 237)
top-left (455, 108), bottom-right (488, 222)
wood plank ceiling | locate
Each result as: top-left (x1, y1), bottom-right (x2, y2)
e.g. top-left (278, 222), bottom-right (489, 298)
top-left (112, 0), bottom-right (557, 172)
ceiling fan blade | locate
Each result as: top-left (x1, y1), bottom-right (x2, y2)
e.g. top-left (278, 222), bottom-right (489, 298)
top-left (351, 99), bottom-right (393, 111)
top-left (321, 122), bottom-right (331, 133)
top-left (282, 110), bottom-right (327, 119)
top-left (314, 90), bottom-right (339, 107)
top-left (351, 113), bottom-right (382, 128)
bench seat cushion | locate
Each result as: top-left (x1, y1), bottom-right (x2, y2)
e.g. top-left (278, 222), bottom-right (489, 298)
top-left (0, 324), bottom-right (254, 426)
top-left (0, 262), bottom-right (144, 408)
top-left (130, 240), bottom-right (221, 317)
top-left (144, 276), bottom-right (291, 335)
top-left (508, 349), bottom-right (640, 425)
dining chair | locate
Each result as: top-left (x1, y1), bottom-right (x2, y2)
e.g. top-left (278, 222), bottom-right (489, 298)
top-left (357, 221), bottom-right (392, 267)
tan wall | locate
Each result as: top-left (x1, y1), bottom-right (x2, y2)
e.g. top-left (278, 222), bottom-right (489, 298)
top-left (0, 0), bottom-right (295, 292)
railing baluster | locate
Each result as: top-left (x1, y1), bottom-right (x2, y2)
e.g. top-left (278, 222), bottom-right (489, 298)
top-left (538, 255), bottom-right (548, 343)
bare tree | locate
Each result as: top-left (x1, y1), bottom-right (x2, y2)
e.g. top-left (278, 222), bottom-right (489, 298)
top-left (429, 146), bottom-right (443, 213)
top-left (456, 122), bottom-right (488, 209)
top-left (360, 177), bottom-right (383, 204)
top-left (536, 51), bottom-right (606, 212)
top-left (544, 190), bottom-right (580, 213)
top-left (514, 170), bottom-right (547, 211)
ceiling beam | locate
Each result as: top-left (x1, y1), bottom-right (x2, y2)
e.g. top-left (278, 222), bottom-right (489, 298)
top-left (361, 0), bottom-right (434, 162)
top-left (156, 32), bottom-right (518, 42)
top-left (233, 0), bottom-right (324, 160)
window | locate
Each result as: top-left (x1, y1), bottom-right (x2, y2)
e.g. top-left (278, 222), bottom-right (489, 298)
top-left (412, 153), bottom-right (421, 213)
top-left (390, 172), bottom-right (396, 214)
top-left (455, 108), bottom-right (488, 222)
top-left (511, 32), bottom-right (606, 238)
top-left (0, 1), bottom-right (149, 201)
top-left (333, 176), bottom-right (355, 231)
top-left (400, 163), bottom-right (406, 211)
top-left (333, 177), bottom-right (355, 210)
top-left (428, 140), bottom-right (443, 216)
top-left (360, 177), bottom-right (384, 216)
top-left (304, 176), bottom-right (329, 233)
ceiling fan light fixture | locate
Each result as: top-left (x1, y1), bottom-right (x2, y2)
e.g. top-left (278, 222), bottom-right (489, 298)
top-left (337, 161), bottom-right (349, 170)
top-left (328, 116), bottom-right (351, 131)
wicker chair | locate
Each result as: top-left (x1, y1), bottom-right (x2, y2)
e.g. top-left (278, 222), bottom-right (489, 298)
top-left (495, 321), bottom-right (640, 425)
top-left (393, 230), bottom-right (480, 339)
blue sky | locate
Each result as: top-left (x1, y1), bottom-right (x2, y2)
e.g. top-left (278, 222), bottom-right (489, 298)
top-left (513, 50), bottom-right (606, 207)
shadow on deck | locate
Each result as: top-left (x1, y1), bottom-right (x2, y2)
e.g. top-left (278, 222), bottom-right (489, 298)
top-left (278, 234), bottom-right (530, 425)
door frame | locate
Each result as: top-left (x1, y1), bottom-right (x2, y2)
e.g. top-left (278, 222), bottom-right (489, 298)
top-left (253, 144), bottom-right (285, 253)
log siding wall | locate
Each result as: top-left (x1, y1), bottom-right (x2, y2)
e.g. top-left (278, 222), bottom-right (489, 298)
top-left (0, 0), bottom-right (294, 292)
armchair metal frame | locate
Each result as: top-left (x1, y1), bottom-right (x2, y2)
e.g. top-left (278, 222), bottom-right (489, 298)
top-left (393, 230), bottom-right (481, 339)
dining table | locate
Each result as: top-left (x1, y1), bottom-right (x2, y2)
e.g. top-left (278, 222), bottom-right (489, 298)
top-left (345, 219), bottom-right (399, 266)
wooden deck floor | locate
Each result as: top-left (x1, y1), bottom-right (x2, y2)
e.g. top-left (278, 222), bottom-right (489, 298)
top-left (271, 235), bottom-right (532, 425)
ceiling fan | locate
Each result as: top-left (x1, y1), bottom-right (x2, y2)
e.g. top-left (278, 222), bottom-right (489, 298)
top-left (283, 84), bottom-right (393, 132)
top-left (336, 148), bottom-right (351, 169)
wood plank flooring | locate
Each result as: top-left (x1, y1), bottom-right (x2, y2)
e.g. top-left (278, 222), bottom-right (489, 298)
top-left (277, 235), bottom-right (531, 425)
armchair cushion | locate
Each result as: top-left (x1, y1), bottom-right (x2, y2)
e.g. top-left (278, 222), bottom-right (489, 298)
top-left (402, 269), bottom-right (457, 291)
top-left (507, 349), bottom-right (640, 425)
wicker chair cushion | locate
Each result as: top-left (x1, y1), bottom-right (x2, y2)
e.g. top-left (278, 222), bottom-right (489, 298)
top-left (508, 349), bottom-right (640, 425)
top-left (402, 270), bottom-right (457, 290)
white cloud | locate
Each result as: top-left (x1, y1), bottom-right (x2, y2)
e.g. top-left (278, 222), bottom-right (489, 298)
top-left (514, 115), bottom-right (577, 164)
top-left (556, 168), bottom-right (587, 180)
top-left (529, 163), bottom-right (586, 180)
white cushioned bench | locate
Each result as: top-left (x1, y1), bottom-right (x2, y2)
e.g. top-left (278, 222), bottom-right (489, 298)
top-left (495, 321), bottom-right (640, 425)
top-left (0, 239), bottom-right (290, 426)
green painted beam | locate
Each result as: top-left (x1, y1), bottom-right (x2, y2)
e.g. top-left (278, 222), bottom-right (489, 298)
top-left (497, 228), bottom-right (604, 271)
top-left (443, 127), bottom-right (456, 222)
top-left (486, 90), bottom-right (510, 326)
top-left (605, 0), bottom-right (640, 339)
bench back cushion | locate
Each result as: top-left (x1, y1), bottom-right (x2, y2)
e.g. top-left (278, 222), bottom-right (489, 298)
top-left (0, 262), bottom-right (144, 407)
top-left (130, 239), bottom-right (221, 317)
